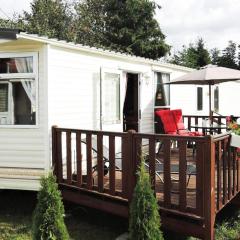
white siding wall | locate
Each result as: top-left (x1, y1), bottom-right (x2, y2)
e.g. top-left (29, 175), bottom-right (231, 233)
top-left (218, 81), bottom-right (240, 116)
top-left (0, 41), bottom-right (49, 190)
top-left (48, 45), bottom-right (156, 133)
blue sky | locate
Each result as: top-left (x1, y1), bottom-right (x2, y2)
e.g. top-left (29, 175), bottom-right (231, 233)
top-left (1, 0), bottom-right (240, 52)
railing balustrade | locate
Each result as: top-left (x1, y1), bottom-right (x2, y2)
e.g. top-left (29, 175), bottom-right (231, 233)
top-left (52, 126), bottom-right (239, 240)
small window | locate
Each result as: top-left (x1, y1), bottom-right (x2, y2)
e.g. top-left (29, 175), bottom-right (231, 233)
top-left (0, 57), bottom-right (33, 74)
top-left (102, 72), bottom-right (120, 124)
top-left (197, 87), bottom-right (203, 111)
top-left (154, 72), bottom-right (170, 106)
top-left (214, 86), bottom-right (219, 112)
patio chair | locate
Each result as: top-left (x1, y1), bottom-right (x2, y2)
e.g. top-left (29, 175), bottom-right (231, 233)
top-left (171, 109), bottom-right (203, 136)
top-left (153, 109), bottom-right (197, 185)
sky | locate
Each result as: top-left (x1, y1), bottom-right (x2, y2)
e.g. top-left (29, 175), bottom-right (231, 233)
top-left (0, 0), bottom-right (240, 53)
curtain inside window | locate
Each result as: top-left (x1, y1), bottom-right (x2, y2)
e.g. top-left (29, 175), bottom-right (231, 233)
top-left (102, 73), bottom-right (120, 123)
top-left (15, 58), bottom-right (36, 111)
top-left (155, 72), bottom-right (170, 106)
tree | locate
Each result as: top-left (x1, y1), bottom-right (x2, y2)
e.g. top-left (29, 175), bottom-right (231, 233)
top-left (169, 38), bottom-right (210, 69)
top-left (22, 0), bottom-right (74, 41)
top-left (32, 173), bottom-right (69, 240)
top-left (74, 0), bottom-right (170, 59)
top-left (217, 41), bottom-right (238, 69)
top-left (129, 159), bottom-right (163, 240)
top-left (210, 48), bottom-right (221, 66)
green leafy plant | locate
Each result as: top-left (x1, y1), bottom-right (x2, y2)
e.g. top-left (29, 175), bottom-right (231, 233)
top-left (32, 173), bottom-right (69, 240)
top-left (228, 122), bottom-right (240, 135)
top-left (129, 158), bottom-right (163, 240)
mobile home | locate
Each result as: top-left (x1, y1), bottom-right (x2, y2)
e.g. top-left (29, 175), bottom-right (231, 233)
top-left (0, 29), bottom-right (191, 190)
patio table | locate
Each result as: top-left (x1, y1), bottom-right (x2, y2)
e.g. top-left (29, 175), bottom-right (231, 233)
top-left (190, 123), bottom-right (228, 135)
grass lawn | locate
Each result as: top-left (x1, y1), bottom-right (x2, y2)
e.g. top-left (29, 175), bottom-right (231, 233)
top-left (0, 190), bottom-right (127, 240)
top-left (1, 190), bottom-right (240, 240)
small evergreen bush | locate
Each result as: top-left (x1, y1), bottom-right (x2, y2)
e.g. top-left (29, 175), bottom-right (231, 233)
top-left (32, 173), bottom-right (69, 240)
top-left (129, 158), bottom-right (164, 240)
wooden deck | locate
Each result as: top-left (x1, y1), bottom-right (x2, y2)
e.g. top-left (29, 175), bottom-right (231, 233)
top-left (52, 116), bottom-right (240, 240)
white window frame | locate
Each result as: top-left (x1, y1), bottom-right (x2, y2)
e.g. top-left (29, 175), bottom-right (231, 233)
top-left (154, 71), bottom-right (170, 108)
top-left (101, 68), bottom-right (121, 125)
top-left (0, 52), bottom-right (38, 128)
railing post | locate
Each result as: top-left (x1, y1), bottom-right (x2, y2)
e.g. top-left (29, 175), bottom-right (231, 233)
top-left (204, 136), bottom-right (216, 240)
top-left (127, 130), bottom-right (137, 202)
top-left (51, 125), bottom-right (58, 178)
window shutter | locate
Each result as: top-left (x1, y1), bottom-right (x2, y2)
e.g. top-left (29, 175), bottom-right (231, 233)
top-left (0, 84), bottom-right (8, 112)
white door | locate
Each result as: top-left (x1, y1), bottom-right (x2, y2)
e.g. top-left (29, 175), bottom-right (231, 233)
top-left (100, 68), bottom-right (125, 132)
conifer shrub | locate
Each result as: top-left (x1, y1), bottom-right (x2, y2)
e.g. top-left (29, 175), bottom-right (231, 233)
top-left (129, 158), bottom-right (163, 240)
top-left (32, 173), bottom-right (69, 240)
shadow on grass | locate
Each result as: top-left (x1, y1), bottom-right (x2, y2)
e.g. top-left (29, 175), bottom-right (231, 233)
top-left (0, 190), bottom-right (128, 240)
top-left (1, 190), bottom-right (240, 240)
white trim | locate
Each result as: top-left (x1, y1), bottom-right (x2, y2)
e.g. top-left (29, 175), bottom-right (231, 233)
top-left (17, 33), bottom-right (193, 73)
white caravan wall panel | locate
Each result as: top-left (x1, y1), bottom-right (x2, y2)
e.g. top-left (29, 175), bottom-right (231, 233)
top-left (48, 45), bottom-right (154, 133)
top-left (0, 42), bottom-right (49, 190)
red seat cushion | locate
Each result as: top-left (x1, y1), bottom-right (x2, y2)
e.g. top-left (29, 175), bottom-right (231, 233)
top-left (171, 109), bottom-right (185, 130)
top-left (171, 109), bottom-right (203, 136)
top-left (155, 110), bottom-right (177, 134)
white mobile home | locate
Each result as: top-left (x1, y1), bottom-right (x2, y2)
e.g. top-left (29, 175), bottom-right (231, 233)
top-left (0, 29), bottom-right (191, 191)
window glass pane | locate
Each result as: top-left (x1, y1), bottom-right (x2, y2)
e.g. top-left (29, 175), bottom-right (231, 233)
top-left (12, 80), bottom-right (36, 125)
top-left (0, 79), bottom-right (36, 125)
top-left (102, 73), bottom-right (120, 123)
top-left (214, 86), bottom-right (219, 112)
top-left (155, 72), bottom-right (170, 106)
top-left (0, 84), bottom-right (8, 112)
top-left (0, 57), bottom-right (33, 74)
top-left (197, 87), bottom-right (203, 110)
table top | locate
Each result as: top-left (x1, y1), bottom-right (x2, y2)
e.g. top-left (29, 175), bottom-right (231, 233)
top-left (190, 123), bottom-right (227, 129)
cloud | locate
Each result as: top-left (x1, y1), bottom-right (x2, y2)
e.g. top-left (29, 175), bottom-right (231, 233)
top-left (0, 0), bottom-right (31, 18)
top-left (156, 0), bottom-right (240, 51)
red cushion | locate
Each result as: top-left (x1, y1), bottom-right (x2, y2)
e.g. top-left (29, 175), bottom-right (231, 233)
top-left (155, 110), bottom-right (177, 134)
top-left (171, 109), bottom-right (185, 130)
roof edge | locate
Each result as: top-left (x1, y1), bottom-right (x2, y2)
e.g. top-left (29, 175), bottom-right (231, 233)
top-left (16, 32), bottom-right (193, 72)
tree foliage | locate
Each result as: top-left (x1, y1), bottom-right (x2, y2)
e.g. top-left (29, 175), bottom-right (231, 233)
top-left (73, 0), bottom-right (170, 59)
top-left (1, 0), bottom-right (169, 59)
top-left (212, 41), bottom-right (239, 69)
top-left (22, 0), bottom-right (74, 41)
top-left (32, 173), bottom-right (69, 240)
top-left (129, 159), bottom-right (163, 240)
top-left (170, 38), bottom-right (210, 69)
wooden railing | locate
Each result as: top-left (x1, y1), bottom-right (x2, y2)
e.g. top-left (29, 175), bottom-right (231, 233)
top-left (52, 126), bottom-right (239, 240)
top-left (183, 114), bottom-right (239, 135)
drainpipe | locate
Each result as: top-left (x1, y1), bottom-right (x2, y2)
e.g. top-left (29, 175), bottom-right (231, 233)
top-left (100, 67), bottom-right (103, 130)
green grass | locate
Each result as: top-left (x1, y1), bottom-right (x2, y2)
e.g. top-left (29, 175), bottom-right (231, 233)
top-left (1, 190), bottom-right (240, 240)
top-left (0, 190), bottom-right (127, 240)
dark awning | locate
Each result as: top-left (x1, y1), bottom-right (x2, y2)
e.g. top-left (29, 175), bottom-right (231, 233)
top-left (0, 28), bottom-right (21, 39)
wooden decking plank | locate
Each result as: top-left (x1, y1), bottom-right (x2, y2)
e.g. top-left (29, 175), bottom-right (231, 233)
top-left (149, 136), bottom-right (156, 191)
top-left (121, 136), bottom-right (128, 198)
top-left (97, 133), bottom-right (104, 192)
top-left (216, 141), bottom-right (222, 210)
top-left (109, 136), bottom-right (116, 195)
top-left (196, 141), bottom-right (204, 217)
top-left (56, 131), bottom-right (63, 182)
top-left (222, 139), bottom-right (227, 204)
top-left (66, 131), bottom-right (72, 185)
top-left (86, 133), bottom-right (93, 189)
top-left (179, 140), bottom-right (187, 212)
top-left (163, 139), bottom-right (171, 208)
top-left (76, 132), bottom-right (82, 187)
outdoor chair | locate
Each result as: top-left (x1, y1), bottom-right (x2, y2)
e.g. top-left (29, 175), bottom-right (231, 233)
top-left (171, 109), bottom-right (203, 136)
top-left (152, 109), bottom-right (197, 186)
